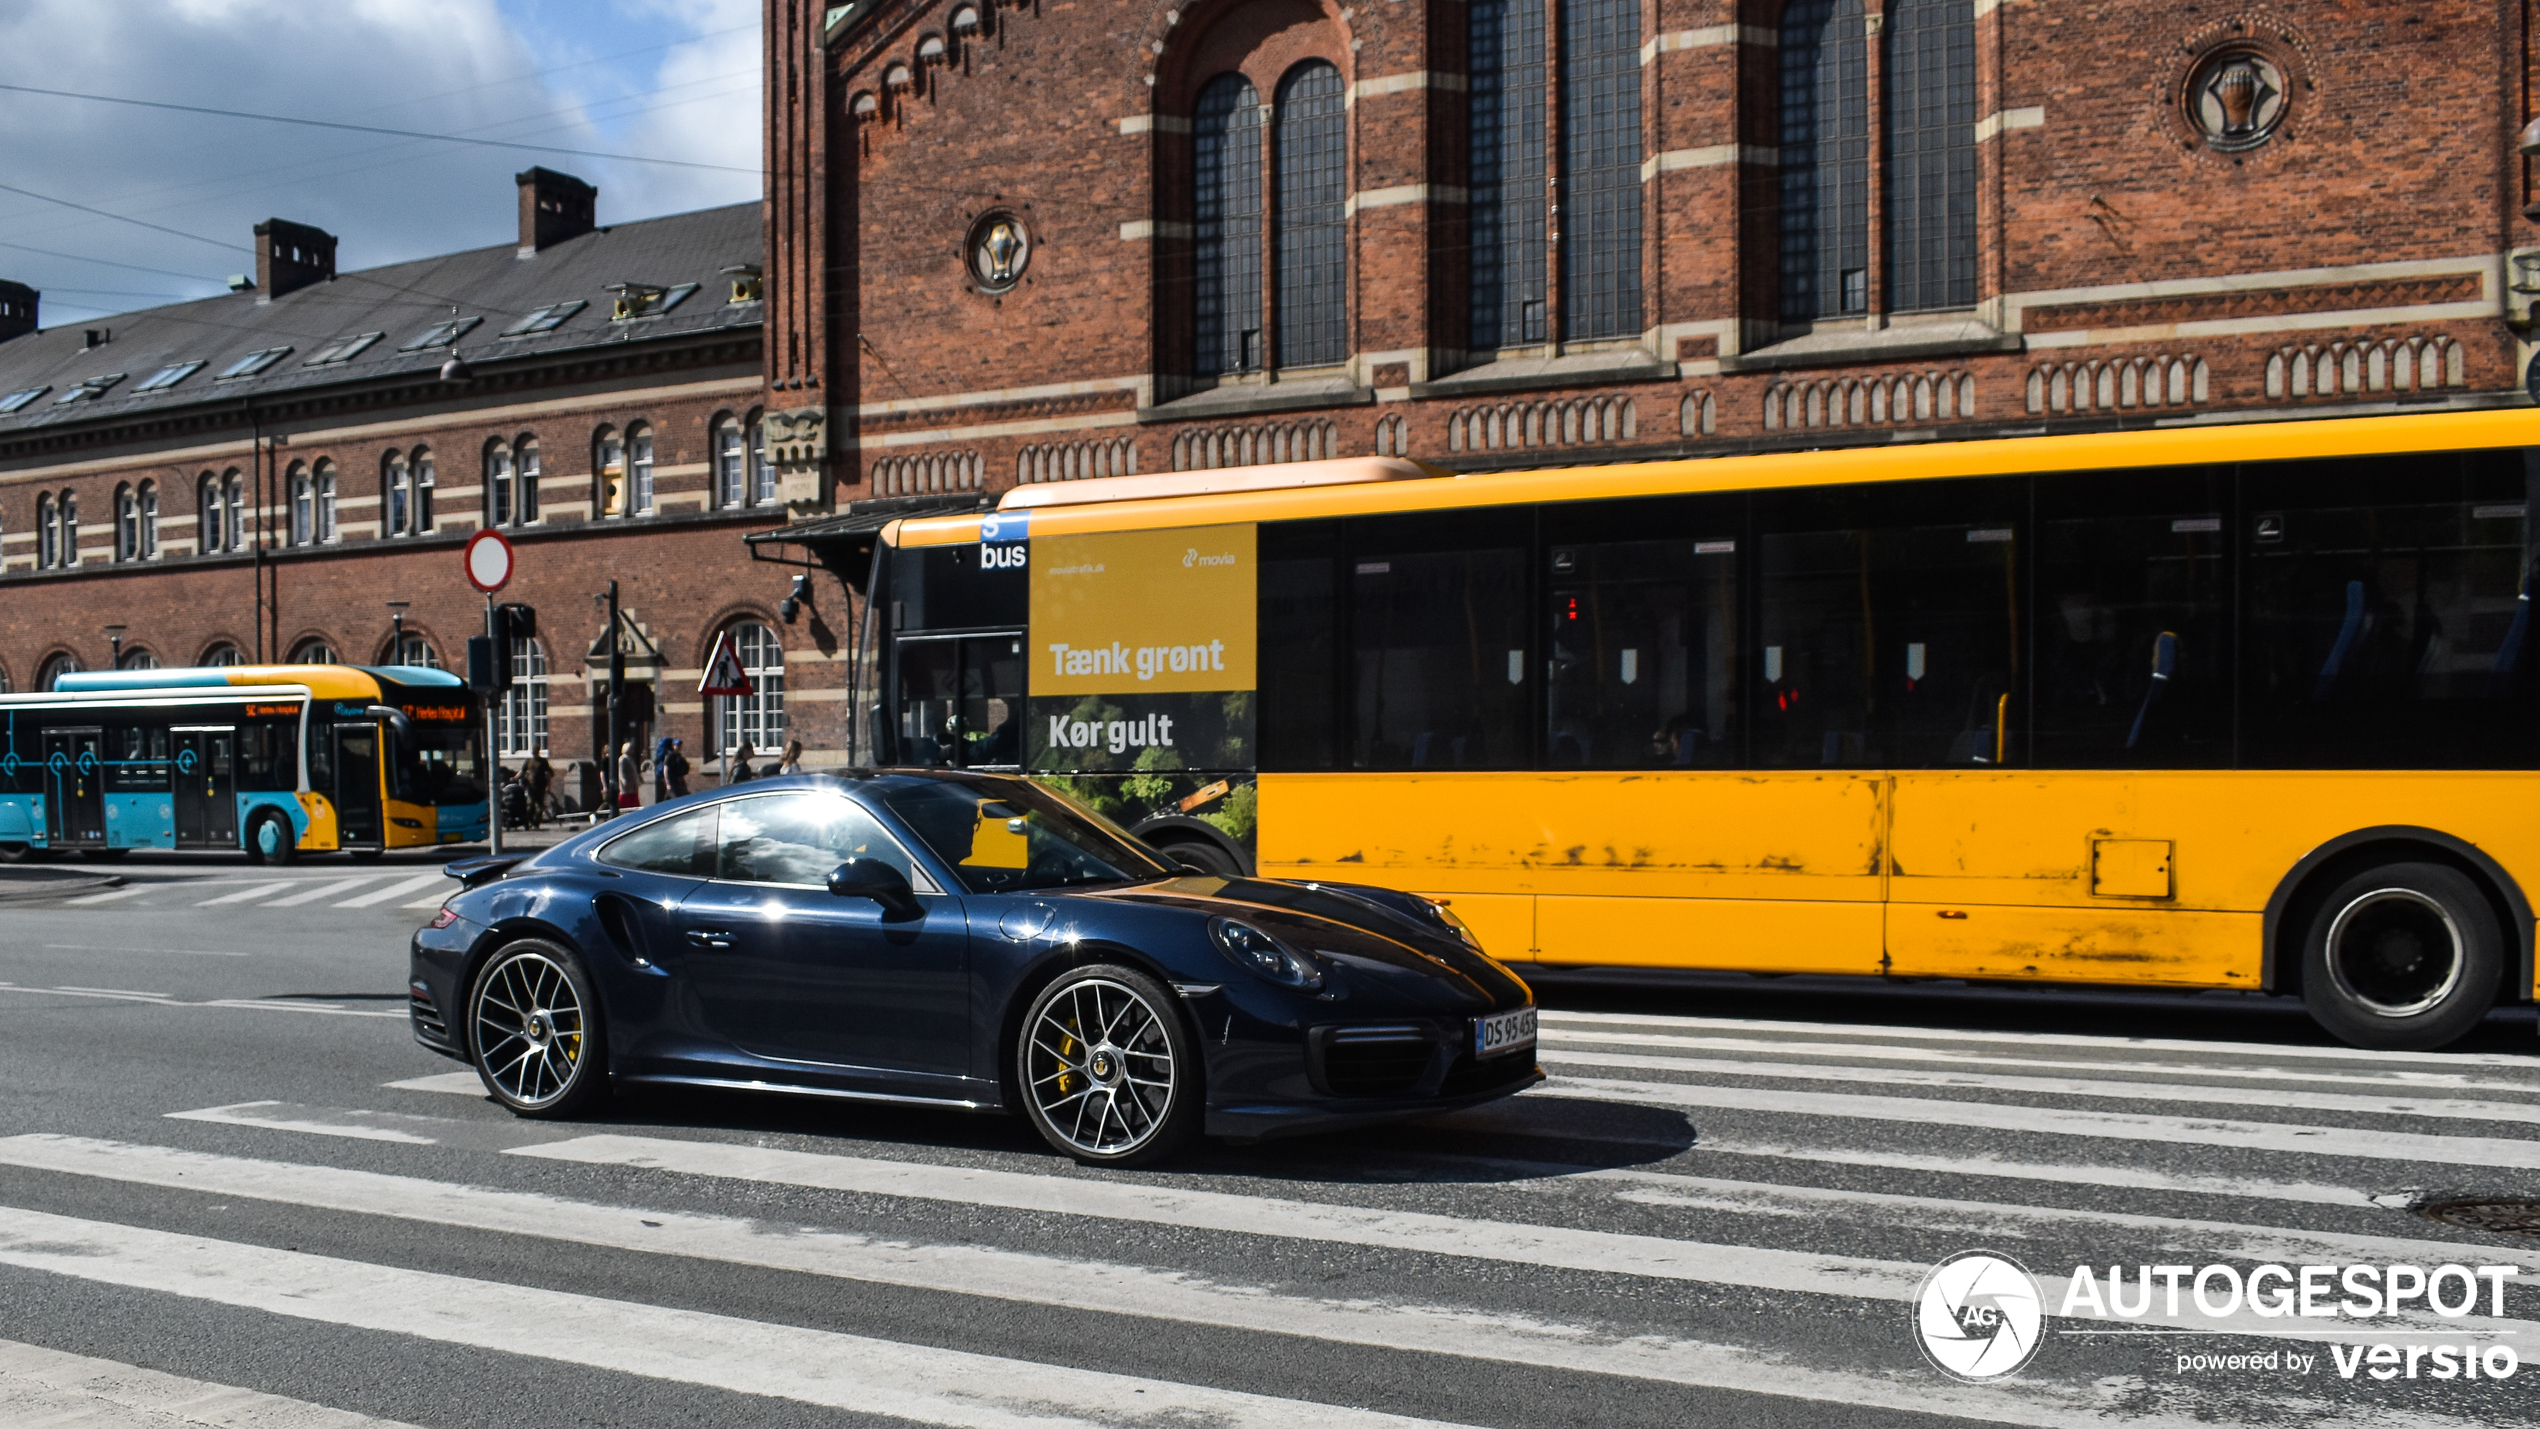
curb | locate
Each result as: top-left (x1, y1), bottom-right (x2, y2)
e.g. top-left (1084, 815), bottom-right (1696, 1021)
top-left (0, 869), bottom-right (125, 902)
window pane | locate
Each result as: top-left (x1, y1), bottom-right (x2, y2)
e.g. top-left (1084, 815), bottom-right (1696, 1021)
top-left (1780, 0), bottom-right (1871, 321)
top-left (1562, 0), bottom-right (1643, 339)
top-left (715, 792), bottom-right (910, 886)
top-left (1756, 482), bottom-right (2023, 768)
top-left (1260, 532), bottom-right (1339, 771)
top-left (2241, 450), bottom-right (2540, 769)
top-left (1886, 0), bottom-right (1978, 311)
top-left (599, 805), bottom-right (719, 876)
top-left (2032, 469), bottom-right (2232, 767)
top-left (713, 622), bottom-right (786, 756)
top-left (1193, 74), bottom-right (1264, 377)
top-left (1274, 61), bottom-right (1348, 367)
top-left (1349, 537), bottom-right (1529, 770)
top-left (1469, 0), bottom-right (1548, 349)
top-left (1548, 538), bottom-right (1740, 768)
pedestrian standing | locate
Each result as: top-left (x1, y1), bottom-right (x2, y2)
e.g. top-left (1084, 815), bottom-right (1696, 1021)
top-left (616, 741), bottom-right (640, 810)
top-left (778, 738), bottom-right (803, 775)
top-left (652, 735), bottom-right (673, 804)
top-left (666, 738), bottom-right (691, 798)
top-left (521, 750), bottom-right (554, 828)
top-left (728, 741), bottom-right (756, 784)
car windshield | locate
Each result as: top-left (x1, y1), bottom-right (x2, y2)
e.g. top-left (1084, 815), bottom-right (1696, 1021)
top-left (878, 774), bottom-right (1175, 895)
top-left (388, 723), bottom-right (485, 805)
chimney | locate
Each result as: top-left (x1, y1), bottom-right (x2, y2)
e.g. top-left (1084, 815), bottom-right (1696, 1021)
top-left (517, 168), bottom-right (597, 255)
top-left (253, 219), bottom-right (337, 302)
top-left (0, 281), bottom-right (35, 342)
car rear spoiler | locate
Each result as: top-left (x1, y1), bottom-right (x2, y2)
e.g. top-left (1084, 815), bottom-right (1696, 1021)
top-left (443, 854), bottom-right (528, 889)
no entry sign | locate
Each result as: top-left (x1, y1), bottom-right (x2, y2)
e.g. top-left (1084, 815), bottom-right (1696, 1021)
top-left (463, 528), bottom-right (514, 593)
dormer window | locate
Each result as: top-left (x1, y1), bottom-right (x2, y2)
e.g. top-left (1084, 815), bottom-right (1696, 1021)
top-left (0, 386), bottom-right (50, 413)
top-left (501, 300), bottom-right (588, 336)
top-left (133, 361), bottom-right (205, 393)
top-left (400, 316), bottom-right (482, 351)
top-left (608, 282), bottom-right (698, 321)
top-left (303, 332), bottom-right (383, 366)
top-left (54, 373), bottom-right (127, 403)
top-left (215, 347), bottom-right (292, 379)
top-left (722, 266), bottom-right (763, 304)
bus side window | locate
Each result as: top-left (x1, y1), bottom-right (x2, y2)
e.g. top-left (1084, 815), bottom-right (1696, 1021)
top-left (1544, 537), bottom-right (1740, 770)
top-left (2030, 466), bottom-right (2232, 768)
top-left (239, 721), bottom-right (299, 792)
top-left (1347, 536), bottom-right (1529, 772)
top-left (306, 723), bottom-right (334, 790)
top-left (2240, 449), bottom-right (2540, 769)
top-left (104, 724), bottom-right (172, 793)
top-left (1259, 526), bottom-right (1340, 771)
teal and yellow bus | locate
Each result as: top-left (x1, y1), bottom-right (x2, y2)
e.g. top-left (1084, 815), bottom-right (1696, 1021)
top-left (0, 665), bottom-right (487, 863)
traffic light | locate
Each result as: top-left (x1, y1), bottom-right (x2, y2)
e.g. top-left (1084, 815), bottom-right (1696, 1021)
top-left (466, 635), bottom-right (506, 693)
top-left (499, 603), bottom-right (537, 642)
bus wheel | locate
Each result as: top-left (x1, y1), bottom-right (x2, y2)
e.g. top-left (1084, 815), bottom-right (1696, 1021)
top-left (244, 811), bottom-right (297, 866)
top-left (79, 848), bottom-right (129, 861)
top-left (2300, 861), bottom-right (2501, 1051)
top-left (0, 843), bottom-right (28, 864)
top-left (1152, 837), bottom-right (1242, 878)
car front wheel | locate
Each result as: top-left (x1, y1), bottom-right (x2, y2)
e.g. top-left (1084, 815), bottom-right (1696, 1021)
top-left (470, 939), bottom-right (608, 1117)
top-left (1018, 965), bottom-right (1200, 1166)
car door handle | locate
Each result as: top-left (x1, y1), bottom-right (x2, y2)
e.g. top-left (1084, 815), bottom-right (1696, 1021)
top-left (685, 929), bottom-right (735, 950)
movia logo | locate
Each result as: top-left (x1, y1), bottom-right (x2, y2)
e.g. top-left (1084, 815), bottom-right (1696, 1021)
top-left (980, 509), bottom-right (1029, 571)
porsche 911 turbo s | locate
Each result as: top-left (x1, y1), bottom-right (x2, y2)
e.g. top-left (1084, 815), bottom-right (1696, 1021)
top-left (408, 769), bottom-right (1542, 1164)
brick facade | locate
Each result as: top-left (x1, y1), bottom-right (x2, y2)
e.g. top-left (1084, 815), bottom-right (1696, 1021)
top-left (778, 0), bottom-right (2540, 493)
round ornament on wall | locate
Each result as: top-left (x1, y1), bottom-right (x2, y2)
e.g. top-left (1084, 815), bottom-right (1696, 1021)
top-left (967, 211), bottom-right (1031, 293)
top-left (2186, 46), bottom-right (2288, 152)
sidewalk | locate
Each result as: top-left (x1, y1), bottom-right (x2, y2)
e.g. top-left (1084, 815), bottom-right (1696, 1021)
top-left (0, 864), bottom-right (122, 901)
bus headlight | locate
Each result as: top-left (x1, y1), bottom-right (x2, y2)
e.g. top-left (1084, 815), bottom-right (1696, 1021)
top-left (1210, 917), bottom-right (1322, 990)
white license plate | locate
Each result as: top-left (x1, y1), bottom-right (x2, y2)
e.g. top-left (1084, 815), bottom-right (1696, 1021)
top-left (1473, 1007), bottom-right (1538, 1059)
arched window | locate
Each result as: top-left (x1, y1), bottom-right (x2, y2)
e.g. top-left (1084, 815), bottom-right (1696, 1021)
top-left (515, 434), bottom-right (540, 524)
top-left (287, 462), bottom-right (313, 546)
top-left (137, 480), bottom-right (157, 559)
top-left (114, 484), bottom-right (138, 562)
top-left (1193, 73), bottom-right (1264, 378)
top-left (411, 449), bottom-right (434, 534)
top-left (485, 440), bottom-right (514, 528)
top-left (595, 427), bottom-right (625, 516)
top-left (200, 643), bottom-right (244, 667)
top-left (37, 653), bottom-right (79, 691)
top-left (628, 422), bottom-right (655, 514)
top-left (1885, 0), bottom-right (1977, 313)
top-left (314, 460), bottom-right (337, 543)
top-left (1273, 62), bottom-right (1348, 367)
top-left (713, 415), bottom-right (746, 508)
top-left (386, 633), bottom-right (440, 668)
top-left (224, 472), bottom-right (244, 550)
top-left (0, 664), bottom-right (10, 694)
top-left (200, 472), bottom-right (226, 552)
top-left (292, 640), bottom-right (337, 665)
top-left (385, 451), bottom-right (410, 537)
top-left (497, 638), bottom-right (549, 756)
top-left (749, 409), bottom-right (775, 505)
top-left (38, 492), bottom-right (56, 568)
top-left (116, 646), bottom-right (159, 670)
top-left (1780, 0), bottom-right (1871, 321)
top-left (710, 621), bottom-right (786, 759)
top-left (55, 489), bottom-right (76, 567)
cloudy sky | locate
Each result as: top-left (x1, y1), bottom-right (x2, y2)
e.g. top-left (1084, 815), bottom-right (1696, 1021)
top-left (0, 0), bottom-right (762, 324)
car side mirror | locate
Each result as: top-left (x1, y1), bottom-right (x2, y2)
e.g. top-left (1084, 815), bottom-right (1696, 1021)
top-left (828, 858), bottom-right (923, 920)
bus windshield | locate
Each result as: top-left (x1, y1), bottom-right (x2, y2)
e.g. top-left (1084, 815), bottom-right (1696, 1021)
top-left (389, 723), bottom-right (486, 805)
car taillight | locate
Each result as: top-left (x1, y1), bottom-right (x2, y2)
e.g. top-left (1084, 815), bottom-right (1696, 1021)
top-left (428, 906), bottom-right (460, 929)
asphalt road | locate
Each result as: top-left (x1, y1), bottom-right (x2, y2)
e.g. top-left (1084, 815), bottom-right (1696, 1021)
top-left (1, 851), bottom-right (2536, 1428)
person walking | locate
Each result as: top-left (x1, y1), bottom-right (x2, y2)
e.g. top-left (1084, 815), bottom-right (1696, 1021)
top-left (665, 738), bottom-right (691, 798)
top-left (651, 735), bottom-right (674, 804)
top-left (728, 741), bottom-right (756, 785)
top-left (521, 750), bottom-right (554, 828)
top-left (616, 741), bottom-right (640, 810)
top-left (777, 738), bottom-right (804, 775)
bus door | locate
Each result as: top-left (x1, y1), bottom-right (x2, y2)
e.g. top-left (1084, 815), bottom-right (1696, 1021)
top-left (42, 728), bottom-right (104, 845)
top-left (172, 727), bottom-right (238, 848)
top-left (893, 633), bottom-right (1025, 769)
top-left (331, 724), bottom-right (384, 847)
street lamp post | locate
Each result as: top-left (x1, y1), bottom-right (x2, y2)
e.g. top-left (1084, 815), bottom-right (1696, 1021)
top-left (103, 625), bottom-right (125, 667)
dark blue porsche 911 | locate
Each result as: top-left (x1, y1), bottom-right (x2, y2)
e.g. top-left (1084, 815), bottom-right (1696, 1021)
top-left (409, 769), bottom-right (1541, 1164)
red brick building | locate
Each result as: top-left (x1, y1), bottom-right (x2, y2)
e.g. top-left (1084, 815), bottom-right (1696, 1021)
top-left (775, 0), bottom-right (2539, 489)
top-left (0, 174), bottom-right (830, 795)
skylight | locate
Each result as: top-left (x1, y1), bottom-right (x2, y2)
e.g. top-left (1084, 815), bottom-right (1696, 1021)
top-left (501, 300), bottom-right (587, 337)
top-left (216, 347), bottom-right (292, 380)
top-left (304, 332), bottom-right (383, 366)
top-left (400, 316), bottom-right (483, 351)
top-left (54, 374), bottom-right (127, 404)
top-left (609, 283), bottom-right (699, 321)
top-left (0, 387), bottom-right (47, 414)
top-left (133, 360), bottom-right (206, 393)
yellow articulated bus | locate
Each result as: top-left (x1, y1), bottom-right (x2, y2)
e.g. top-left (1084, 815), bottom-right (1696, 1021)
top-left (0, 664), bottom-right (488, 863)
top-left (867, 407), bottom-right (2540, 1051)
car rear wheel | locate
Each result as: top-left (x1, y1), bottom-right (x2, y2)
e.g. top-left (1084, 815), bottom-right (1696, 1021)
top-left (2301, 861), bottom-right (2501, 1051)
top-left (1018, 965), bottom-right (1200, 1166)
top-left (470, 939), bottom-right (608, 1117)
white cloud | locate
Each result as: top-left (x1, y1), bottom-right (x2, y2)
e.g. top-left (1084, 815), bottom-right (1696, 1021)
top-left (0, 0), bottom-right (760, 322)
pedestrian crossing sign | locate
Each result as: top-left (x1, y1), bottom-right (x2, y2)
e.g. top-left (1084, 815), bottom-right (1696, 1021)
top-left (698, 631), bottom-right (753, 697)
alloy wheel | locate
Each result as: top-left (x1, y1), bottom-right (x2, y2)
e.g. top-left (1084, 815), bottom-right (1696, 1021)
top-left (1024, 977), bottom-right (1178, 1157)
top-left (472, 950), bottom-right (589, 1107)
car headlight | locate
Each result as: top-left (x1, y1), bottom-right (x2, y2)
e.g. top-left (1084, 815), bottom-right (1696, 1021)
top-left (1210, 917), bottom-right (1323, 990)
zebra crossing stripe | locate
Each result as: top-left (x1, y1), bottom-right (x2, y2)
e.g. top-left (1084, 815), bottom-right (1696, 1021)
top-left (195, 881), bottom-right (295, 906)
top-left (334, 872), bottom-right (448, 908)
top-left (0, 1200), bottom-right (1483, 1429)
top-left (0, 1336), bottom-right (421, 1429)
top-left (263, 877), bottom-right (388, 908)
top-left (62, 885), bottom-right (151, 907)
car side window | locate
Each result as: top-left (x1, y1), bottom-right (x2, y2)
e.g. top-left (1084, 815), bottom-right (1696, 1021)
top-left (596, 805), bottom-right (718, 876)
top-left (715, 792), bottom-right (918, 887)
